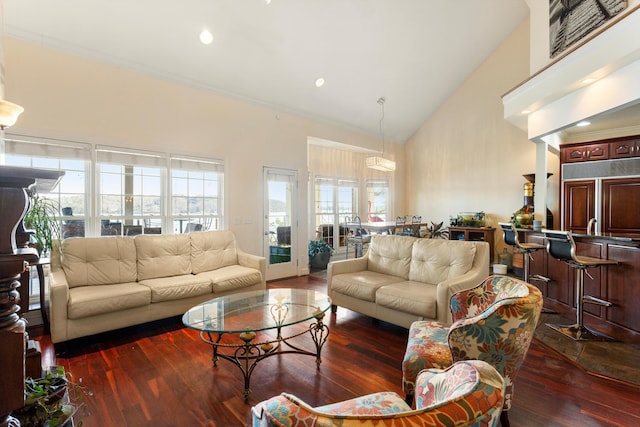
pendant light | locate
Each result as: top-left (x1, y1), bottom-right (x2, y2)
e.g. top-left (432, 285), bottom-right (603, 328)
top-left (366, 97), bottom-right (396, 172)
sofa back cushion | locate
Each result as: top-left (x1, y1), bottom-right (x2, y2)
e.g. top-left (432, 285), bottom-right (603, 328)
top-left (190, 230), bottom-right (239, 274)
top-left (367, 235), bottom-right (417, 279)
top-left (409, 239), bottom-right (477, 284)
top-left (135, 234), bottom-right (192, 280)
top-left (61, 236), bottom-right (138, 288)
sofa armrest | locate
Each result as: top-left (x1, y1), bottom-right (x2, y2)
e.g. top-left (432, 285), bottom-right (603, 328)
top-left (327, 257), bottom-right (368, 296)
top-left (327, 257), bottom-right (368, 279)
top-left (237, 249), bottom-right (266, 284)
top-left (49, 269), bottom-right (70, 343)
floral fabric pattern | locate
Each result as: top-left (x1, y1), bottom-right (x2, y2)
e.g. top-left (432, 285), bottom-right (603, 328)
top-left (402, 275), bottom-right (542, 412)
top-left (251, 360), bottom-right (505, 427)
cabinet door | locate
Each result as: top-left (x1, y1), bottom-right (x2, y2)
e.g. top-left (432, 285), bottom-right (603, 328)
top-left (562, 143), bottom-right (609, 163)
top-left (562, 146), bottom-right (587, 163)
top-left (607, 244), bottom-right (640, 332)
top-left (563, 180), bottom-right (596, 234)
top-left (610, 140), bottom-right (637, 158)
top-left (602, 177), bottom-right (640, 235)
top-left (584, 143), bottom-right (609, 161)
top-left (611, 139), bottom-right (640, 159)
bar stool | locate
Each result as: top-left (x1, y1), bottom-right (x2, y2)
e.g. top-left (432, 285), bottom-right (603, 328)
top-left (542, 229), bottom-right (618, 341)
top-left (499, 222), bottom-right (555, 314)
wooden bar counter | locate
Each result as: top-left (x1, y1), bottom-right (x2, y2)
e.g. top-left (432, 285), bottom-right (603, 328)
top-left (522, 229), bottom-right (640, 335)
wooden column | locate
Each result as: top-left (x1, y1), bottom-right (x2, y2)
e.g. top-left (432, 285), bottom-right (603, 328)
top-left (0, 166), bottom-right (63, 427)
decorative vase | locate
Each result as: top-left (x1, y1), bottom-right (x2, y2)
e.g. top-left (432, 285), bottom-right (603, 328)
top-left (310, 252), bottom-right (331, 270)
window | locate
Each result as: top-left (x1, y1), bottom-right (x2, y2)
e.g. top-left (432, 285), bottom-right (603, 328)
top-left (366, 178), bottom-right (390, 222)
top-left (171, 156), bottom-right (224, 232)
top-left (96, 146), bottom-right (165, 236)
top-left (4, 135), bottom-right (91, 238)
top-left (4, 137), bottom-right (225, 238)
top-left (314, 177), bottom-right (358, 248)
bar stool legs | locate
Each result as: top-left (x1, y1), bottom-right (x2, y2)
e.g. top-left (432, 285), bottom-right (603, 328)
top-left (542, 229), bottom-right (618, 342)
top-left (546, 267), bottom-right (615, 341)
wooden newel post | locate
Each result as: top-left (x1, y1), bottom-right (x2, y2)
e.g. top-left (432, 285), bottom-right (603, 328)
top-left (0, 166), bottom-right (63, 427)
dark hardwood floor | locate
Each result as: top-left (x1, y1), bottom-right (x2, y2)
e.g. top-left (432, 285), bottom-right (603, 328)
top-left (30, 275), bottom-right (640, 426)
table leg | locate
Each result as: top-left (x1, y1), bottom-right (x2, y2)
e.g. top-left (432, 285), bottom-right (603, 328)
top-left (37, 264), bottom-right (49, 333)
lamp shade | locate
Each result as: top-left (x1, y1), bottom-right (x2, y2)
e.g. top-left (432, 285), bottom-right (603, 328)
top-left (0, 99), bottom-right (24, 129)
top-left (366, 156), bottom-right (396, 172)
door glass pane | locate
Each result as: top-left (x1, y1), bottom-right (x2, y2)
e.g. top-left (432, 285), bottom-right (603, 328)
top-left (267, 172), bottom-right (294, 266)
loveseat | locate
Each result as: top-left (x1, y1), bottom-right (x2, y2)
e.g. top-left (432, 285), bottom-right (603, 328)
top-left (49, 230), bottom-right (266, 343)
top-left (327, 234), bottom-right (490, 328)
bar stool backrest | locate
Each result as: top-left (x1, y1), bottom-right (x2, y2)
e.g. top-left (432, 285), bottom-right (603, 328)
top-left (542, 229), bottom-right (577, 263)
top-left (498, 222), bottom-right (519, 247)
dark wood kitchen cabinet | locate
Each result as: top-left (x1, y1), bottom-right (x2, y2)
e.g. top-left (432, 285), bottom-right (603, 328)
top-left (563, 180), bottom-right (596, 234)
top-left (561, 142), bottom-right (609, 163)
top-left (525, 231), bottom-right (640, 334)
top-left (601, 177), bottom-right (640, 235)
top-left (610, 138), bottom-right (640, 158)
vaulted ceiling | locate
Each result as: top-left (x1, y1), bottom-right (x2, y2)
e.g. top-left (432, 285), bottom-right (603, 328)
top-left (4, 0), bottom-right (529, 143)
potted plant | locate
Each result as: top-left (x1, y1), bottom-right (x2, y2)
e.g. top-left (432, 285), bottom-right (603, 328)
top-left (22, 194), bottom-right (61, 256)
top-left (12, 366), bottom-right (91, 427)
top-left (308, 239), bottom-right (334, 270)
top-left (425, 221), bottom-right (449, 239)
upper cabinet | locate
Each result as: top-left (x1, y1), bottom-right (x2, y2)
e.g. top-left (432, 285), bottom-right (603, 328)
top-left (561, 142), bottom-right (609, 163)
top-left (561, 135), bottom-right (640, 163)
top-left (611, 138), bottom-right (640, 159)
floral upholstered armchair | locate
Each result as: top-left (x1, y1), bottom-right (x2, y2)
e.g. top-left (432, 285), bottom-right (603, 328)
top-left (252, 360), bottom-right (505, 427)
top-left (402, 275), bottom-right (543, 427)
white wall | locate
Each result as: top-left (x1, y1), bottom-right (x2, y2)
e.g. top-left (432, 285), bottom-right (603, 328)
top-left (4, 37), bottom-right (403, 274)
top-left (404, 20), bottom-right (536, 261)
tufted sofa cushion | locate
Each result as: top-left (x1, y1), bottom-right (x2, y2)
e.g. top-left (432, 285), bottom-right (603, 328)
top-left (61, 236), bottom-right (137, 288)
top-left (367, 234), bottom-right (417, 279)
top-left (409, 239), bottom-right (476, 284)
top-left (135, 234), bottom-right (192, 280)
top-left (190, 230), bottom-right (239, 274)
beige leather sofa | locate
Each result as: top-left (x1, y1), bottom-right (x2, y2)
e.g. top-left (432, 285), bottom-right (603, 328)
top-left (327, 235), bottom-right (490, 328)
top-left (49, 230), bottom-right (266, 343)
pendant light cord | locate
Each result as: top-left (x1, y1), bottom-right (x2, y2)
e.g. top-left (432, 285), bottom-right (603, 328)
top-left (378, 97), bottom-right (386, 158)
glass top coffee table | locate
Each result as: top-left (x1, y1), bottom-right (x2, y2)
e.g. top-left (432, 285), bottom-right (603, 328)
top-left (182, 288), bottom-right (331, 399)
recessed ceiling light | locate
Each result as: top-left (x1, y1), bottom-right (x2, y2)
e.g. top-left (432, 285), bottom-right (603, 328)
top-left (521, 109), bottom-right (531, 115)
top-left (582, 77), bottom-right (597, 84)
top-left (200, 29), bottom-right (213, 45)
top-left (576, 120), bottom-right (591, 127)
top-left (265, 0), bottom-right (272, 4)
top-left (315, 77), bottom-right (325, 88)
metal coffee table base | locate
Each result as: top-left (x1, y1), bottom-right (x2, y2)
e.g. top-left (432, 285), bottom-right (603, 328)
top-left (201, 312), bottom-right (330, 400)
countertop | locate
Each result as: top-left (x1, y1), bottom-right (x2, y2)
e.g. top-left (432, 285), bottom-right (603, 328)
top-left (520, 228), bottom-right (640, 243)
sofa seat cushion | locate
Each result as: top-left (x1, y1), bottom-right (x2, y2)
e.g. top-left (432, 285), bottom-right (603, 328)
top-left (331, 271), bottom-right (403, 302)
top-left (376, 281), bottom-right (438, 318)
top-left (196, 265), bottom-right (262, 293)
top-left (138, 275), bottom-right (212, 303)
top-left (68, 283), bottom-right (151, 320)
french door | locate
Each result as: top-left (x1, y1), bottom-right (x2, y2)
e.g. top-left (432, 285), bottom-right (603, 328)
top-left (263, 167), bottom-right (298, 280)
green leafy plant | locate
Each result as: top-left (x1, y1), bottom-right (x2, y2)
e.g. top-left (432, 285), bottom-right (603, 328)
top-left (511, 208), bottom-right (533, 228)
top-left (23, 194), bottom-right (61, 255)
top-left (308, 239), bottom-right (334, 257)
top-left (13, 366), bottom-right (92, 427)
top-left (425, 221), bottom-right (449, 239)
